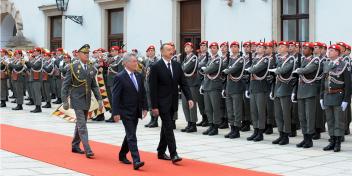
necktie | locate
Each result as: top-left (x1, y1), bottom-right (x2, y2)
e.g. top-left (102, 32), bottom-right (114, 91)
top-left (167, 63), bottom-right (173, 77)
top-left (130, 73), bottom-right (139, 91)
top-left (84, 64), bottom-right (87, 70)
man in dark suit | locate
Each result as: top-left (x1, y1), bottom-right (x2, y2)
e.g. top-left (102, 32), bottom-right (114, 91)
top-left (112, 53), bottom-right (148, 170)
top-left (149, 43), bottom-right (193, 164)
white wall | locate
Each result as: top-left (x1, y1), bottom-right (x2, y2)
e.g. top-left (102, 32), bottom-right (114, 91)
top-left (204, 0), bottom-right (273, 43)
top-left (125, 0), bottom-right (173, 55)
top-left (0, 14), bottom-right (16, 47)
top-left (63, 0), bottom-right (102, 51)
top-left (8, 0), bottom-right (52, 47)
top-left (315, 0), bottom-right (352, 45)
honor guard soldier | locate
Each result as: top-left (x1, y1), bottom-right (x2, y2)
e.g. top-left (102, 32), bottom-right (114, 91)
top-left (312, 42), bottom-right (326, 139)
top-left (270, 41), bottom-right (296, 145)
top-left (60, 54), bottom-right (71, 79)
top-left (180, 42), bottom-right (200, 133)
top-left (105, 46), bottom-right (124, 123)
top-left (9, 50), bottom-right (26, 110)
top-left (293, 42), bottom-right (320, 148)
top-left (25, 50), bottom-right (34, 105)
top-left (196, 40), bottom-right (209, 127)
top-left (144, 45), bottom-right (160, 128)
top-left (337, 42), bottom-right (351, 135)
top-left (245, 42), bottom-right (270, 142)
top-left (241, 41), bottom-right (252, 132)
top-left (53, 48), bottom-right (64, 104)
top-left (265, 42), bottom-right (276, 135)
top-left (200, 42), bottom-right (224, 136)
top-left (219, 42), bottom-right (230, 129)
top-left (26, 47), bottom-right (43, 113)
top-left (0, 49), bottom-right (9, 107)
top-left (61, 44), bottom-right (103, 158)
top-left (42, 52), bottom-right (54, 108)
top-left (222, 41), bottom-right (245, 139)
top-left (321, 44), bottom-right (351, 152)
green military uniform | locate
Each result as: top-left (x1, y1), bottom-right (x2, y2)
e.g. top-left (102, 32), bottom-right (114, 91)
top-left (246, 54), bottom-right (269, 142)
top-left (9, 57), bottom-right (26, 110)
top-left (223, 54), bottom-right (245, 138)
top-left (201, 54), bottom-right (224, 136)
top-left (294, 55), bottom-right (320, 148)
top-left (196, 52), bottom-right (209, 127)
top-left (181, 53), bottom-right (200, 132)
top-left (0, 56), bottom-right (9, 107)
top-left (42, 58), bottom-right (54, 108)
top-left (272, 54), bottom-right (296, 145)
top-left (219, 53), bottom-right (230, 129)
top-left (265, 53), bottom-right (276, 134)
top-left (291, 53), bottom-right (302, 137)
top-left (241, 52), bottom-right (252, 131)
top-left (61, 44), bottom-right (102, 156)
top-left (144, 56), bottom-right (159, 128)
top-left (26, 55), bottom-right (43, 113)
top-left (321, 57), bottom-right (351, 152)
top-left (53, 55), bottom-right (63, 104)
top-left (105, 55), bottom-right (124, 122)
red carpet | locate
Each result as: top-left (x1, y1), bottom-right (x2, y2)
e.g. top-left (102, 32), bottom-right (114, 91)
top-left (1, 124), bottom-right (278, 176)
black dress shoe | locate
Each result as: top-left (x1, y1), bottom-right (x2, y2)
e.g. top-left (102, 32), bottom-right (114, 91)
top-left (119, 157), bottom-right (132, 164)
top-left (30, 106), bottom-right (42, 113)
top-left (157, 153), bottom-right (171, 160)
top-left (171, 155), bottom-right (182, 164)
top-left (86, 152), bottom-right (95, 158)
top-left (12, 104), bottom-right (23, 110)
top-left (53, 98), bottom-right (62, 104)
top-left (42, 103), bottom-right (51, 108)
top-left (72, 148), bottom-right (85, 154)
top-left (133, 161), bottom-right (145, 170)
top-left (1, 100), bottom-right (6, 107)
top-left (26, 100), bottom-right (34, 106)
top-left (105, 117), bottom-right (115, 123)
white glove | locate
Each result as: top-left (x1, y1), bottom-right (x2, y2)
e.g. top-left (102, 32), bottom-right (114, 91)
top-left (63, 102), bottom-right (69, 110)
top-left (201, 67), bottom-right (206, 71)
top-left (292, 69), bottom-right (298, 74)
top-left (269, 92), bottom-right (274, 100)
top-left (245, 90), bottom-right (250, 99)
top-left (291, 93), bottom-right (297, 103)
top-left (223, 69), bottom-right (229, 74)
top-left (199, 86), bottom-right (204, 95)
top-left (98, 100), bottom-right (103, 109)
top-left (221, 90), bottom-right (226, 98)
top-left (320, 99), bottom-right (326, 110)
top-left (244, 68), bottom-right (250, 72)
top-left (268, 68), bottom-right (277, 73)
top-left (341, 101), bottom-right (348, 111)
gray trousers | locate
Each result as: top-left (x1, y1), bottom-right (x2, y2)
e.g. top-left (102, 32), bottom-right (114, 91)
top-left (50, 76), bottom-right (56, 95)
top-left (181, 87), bottom-right (198, 123)
top-left (243, 95), bottom-right (251, 121)
top-left (42, 80), bottom-right (51, 103)
top-left (250, 92), bottom-right (267, 130)
top-left (14, 80), bottom-right (24, 104)
top-left (72, 110), bottom-right (92, 152)
top-left (267, 97), bottom-right (275, 125)
top-left (315, 96), bottom-right (326, 130)
top-left (30, 81), bottom-right (42, 106)
top-left (325, 106), bottom-right (345, 137)
top-left (0, 79), bottom-right (8, 100)
top-left (226, 93), bottom-right (243, 127)
top-left (55, 78), bottom-right (62, 99)
top-left (274, 96), bottom-right (292, 133)
top-left (298, 97), bottom-right (316, 134)
top-left (26, 77), bottom-right (32, 99)
top-left (204, 90), bottom-right (223, 125)
top-left (197, 87), bottom-right (206, 116)
top-left (292, 102), bottom-right (299, 128)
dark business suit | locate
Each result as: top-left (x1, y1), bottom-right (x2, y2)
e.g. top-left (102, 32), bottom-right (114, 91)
top-left (112, 69), bottom-right (147, 163)
top-left (149, 58), bottom-right (192, 157)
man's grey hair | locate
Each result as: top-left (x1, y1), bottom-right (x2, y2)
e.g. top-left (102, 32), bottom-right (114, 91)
top-left (122, 52), bottom-right (137, 62)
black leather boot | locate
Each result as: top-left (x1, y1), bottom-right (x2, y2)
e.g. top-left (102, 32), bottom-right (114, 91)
top-left (303, 134), bottom-right (313, 148)
top-left (30, 105), bottom-right (42, 113)
top-left (42, 102), bottom-right (51, 108)
top-left (144, 115), bottom-right (154, 127)
top-left (247, 128), bottom-right (258, 141)
top-left (208, 124), bottom-right (219, 136)
top-left (219, 118), bottom-right (229, 129)
top-left (253, 129), bottom-right (264, 142)
top-left (0, 100), bottom-right (6, 107)
top-left (241, 120), bottom-right (251, 132)
top-left (181, 122), bottom-right (191, 132)
top-left (296, 134), bottom-right (306, 148)
top-left (12, 104), bottom-right (23, 110)
top-left (334, 136), bottom-right (342, 152)
top-left (203, 124), bottom-right (213, 135)
top-left (272, 131), bottom-right (283, 144)
top-left (225, 125), bottom-right (235, 138)
top-left (279, 132), bottom-right (289, 145)
top-left (229, 126), bottom-right (240, 139)
top-left (323, 136), bottom-right (335, 151)
top-left (264, 124), bottom-right (273, 135)
top-left (149, 117), bottom-right (159, 128)
top-left (312, 128), bottom-right (321, 140)
top-left (186, 122), bottom-right (197, 133)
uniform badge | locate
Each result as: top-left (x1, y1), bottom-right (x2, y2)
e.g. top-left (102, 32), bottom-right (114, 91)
top-left (264, 59), bottom-right (268, 63)
top-left (314, 59), bottom-right (319, 64)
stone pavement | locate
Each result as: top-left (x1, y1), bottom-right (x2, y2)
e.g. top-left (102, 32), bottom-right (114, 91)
top-left (1, 101), bottom-right (352, 176)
